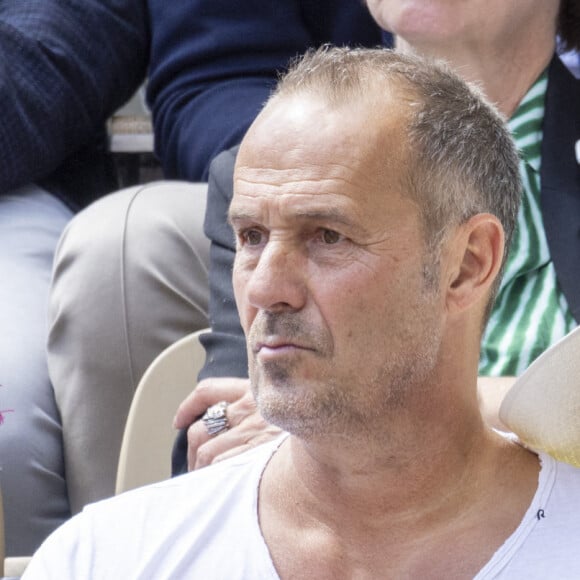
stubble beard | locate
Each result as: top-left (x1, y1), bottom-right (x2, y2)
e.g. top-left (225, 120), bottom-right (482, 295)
top-left (248, 266), bottom-right (443, 442)
top-left (251, 310), bottom-right (443, 443)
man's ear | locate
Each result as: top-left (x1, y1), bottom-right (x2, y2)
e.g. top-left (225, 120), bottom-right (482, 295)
top-left (445, 214), bottom-right (505, 314)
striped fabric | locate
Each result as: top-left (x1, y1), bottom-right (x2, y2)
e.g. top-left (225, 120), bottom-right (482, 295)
top-left (479, 70), bottom-right (577, 377)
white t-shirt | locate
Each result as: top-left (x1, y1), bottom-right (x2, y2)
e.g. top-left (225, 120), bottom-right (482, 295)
top-left (23, 437), bottom-right (580, 579)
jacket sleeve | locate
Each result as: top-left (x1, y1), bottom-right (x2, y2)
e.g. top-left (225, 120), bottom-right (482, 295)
top-left (171, 146), bottom-right (244, 477)
top-left (0, 0), bottom-right (149, 194)
top-left (147, 0), bottom-right (382, 181)
top-left (198, 146), bottom-right (248, 380)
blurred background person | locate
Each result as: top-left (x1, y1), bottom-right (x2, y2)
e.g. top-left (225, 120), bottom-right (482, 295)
top-left (0, 0), bottom-right (148, 556)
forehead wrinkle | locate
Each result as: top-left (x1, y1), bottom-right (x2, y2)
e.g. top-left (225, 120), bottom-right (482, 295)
top-left (235, 141), bottom-right (409, 213)
top-left (233, 179), bottom-right (367, 211)
top-left (229, 188), bottom-right (363, 227)
top-left (235, 159), bottom-right (371, 190)
top-left (231, 175), bottom-right (412, 242)
top-left (233, 152), bottom-right (387, 211)
top-left (232, 166), bottom-right (368, 217)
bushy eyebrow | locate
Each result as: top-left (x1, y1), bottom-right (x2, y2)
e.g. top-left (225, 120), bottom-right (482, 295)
top-left (228, 206), bottom-right (364, 233)
top-left (227, 208), bottom-right (259, 227)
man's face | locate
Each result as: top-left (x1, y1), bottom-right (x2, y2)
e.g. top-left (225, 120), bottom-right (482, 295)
top-left (230, 94), bottom-right (445, 439)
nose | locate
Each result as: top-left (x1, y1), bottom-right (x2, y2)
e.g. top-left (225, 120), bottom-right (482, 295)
top-left (244, 240), bottom-right (307, 313)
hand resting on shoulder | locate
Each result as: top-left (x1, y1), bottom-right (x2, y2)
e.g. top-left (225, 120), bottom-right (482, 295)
top-left (173, 377), bottom-right (282, 470)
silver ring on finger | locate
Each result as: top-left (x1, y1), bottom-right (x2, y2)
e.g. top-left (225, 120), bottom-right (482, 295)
top-left (201, 401), bottom-right (230, 437)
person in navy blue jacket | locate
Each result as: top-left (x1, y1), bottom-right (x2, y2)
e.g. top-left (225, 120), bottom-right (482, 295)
top-left (0, 0), bottom-right (148, 557)
top-left (147, 0), bottom-right (384, 181)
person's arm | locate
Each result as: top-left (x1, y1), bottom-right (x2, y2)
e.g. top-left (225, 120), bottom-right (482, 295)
top-left (147, 0), bottom-right (382, 181)
top-left (0, 0), bottom-right (149, 194)
top-left (198, 147), bottom-right (249, 380)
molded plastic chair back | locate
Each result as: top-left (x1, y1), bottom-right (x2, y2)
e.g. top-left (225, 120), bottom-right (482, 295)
top-left (4, 558), bottom-right (31, 578)
top-left (115, 329), bottom-right (208, 494)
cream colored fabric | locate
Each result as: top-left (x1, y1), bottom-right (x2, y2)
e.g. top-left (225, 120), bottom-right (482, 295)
top-left (500, 325), bottom-right (580, 466)
top-left (48, 181), bottom-right (210, 514)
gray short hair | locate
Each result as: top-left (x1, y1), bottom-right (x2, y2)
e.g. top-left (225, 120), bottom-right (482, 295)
top-left (272, 46), bottom-right (521, 316)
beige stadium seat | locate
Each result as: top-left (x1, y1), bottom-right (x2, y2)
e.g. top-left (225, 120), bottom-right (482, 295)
top-left (115, 329), bottom-right (208, 495)
top-left (4, 557), bottom-right (31, 579)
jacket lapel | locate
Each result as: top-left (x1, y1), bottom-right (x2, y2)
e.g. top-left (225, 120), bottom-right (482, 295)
top-left (540, 55), bottom-right (580, 322)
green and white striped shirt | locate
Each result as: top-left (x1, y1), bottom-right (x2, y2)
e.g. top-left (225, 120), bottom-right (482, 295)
top-left (479, 70), bottom-right (577, 377)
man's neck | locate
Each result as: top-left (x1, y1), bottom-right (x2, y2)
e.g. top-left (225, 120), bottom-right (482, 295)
top-left (397, 35), bottom-right (554, 118)
top-left (259, 408), bottom-right (540, 578)
top-left (272, 411), bottom-right (497, 522)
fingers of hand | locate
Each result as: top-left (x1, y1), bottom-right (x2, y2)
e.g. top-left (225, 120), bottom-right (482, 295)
top-left (188, 404), bottom-right (281, 471)
top-left (173, 376), bottom-right (250, 428)
top-left (187, 396), bottom-right (254, 470)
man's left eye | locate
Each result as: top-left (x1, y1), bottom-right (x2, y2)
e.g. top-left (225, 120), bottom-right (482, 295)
top-left (321, 229), bottom-right (341, 244)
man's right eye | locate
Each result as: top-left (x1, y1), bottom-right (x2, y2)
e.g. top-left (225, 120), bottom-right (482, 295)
top-left (241, 229), bottom-right (263, 246)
